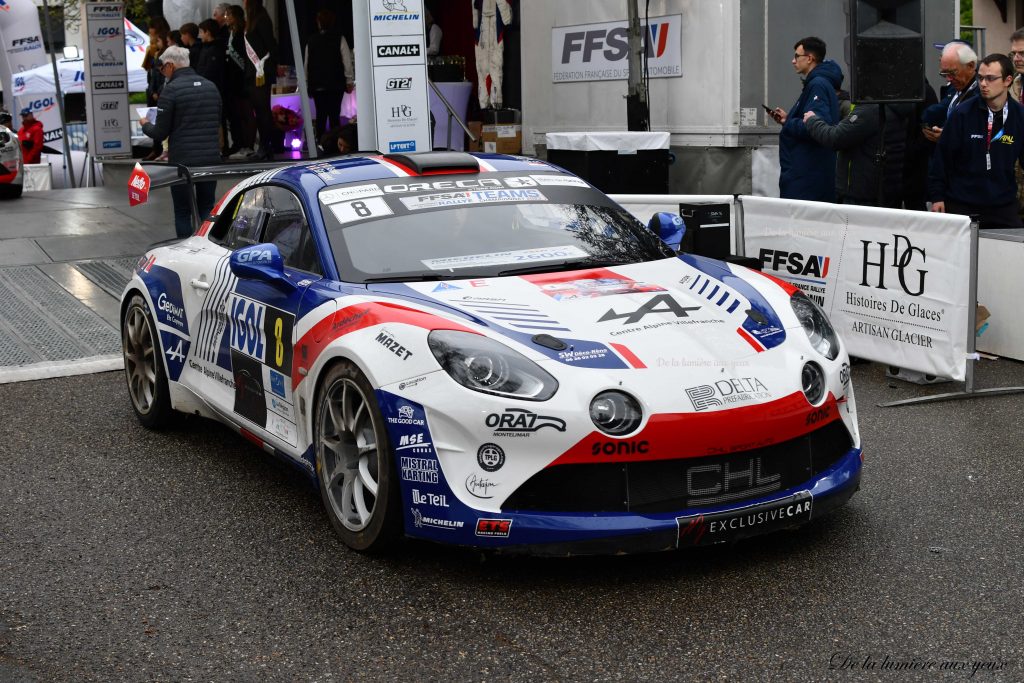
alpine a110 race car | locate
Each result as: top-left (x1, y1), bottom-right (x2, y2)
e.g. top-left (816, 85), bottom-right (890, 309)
top-left (0, 120), bottom-right (24, 199)
top-left (121, 151), bottom-right (862, 555)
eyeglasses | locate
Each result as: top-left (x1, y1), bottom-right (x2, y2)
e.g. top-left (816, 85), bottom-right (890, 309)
top-left (1011, 51), bottom-right (1024, 58)
top-left (978, 74), bottom-right (1008, 83)
top-left (939, 69), bottom-right (958, 78)
top-left (793, 52), bottom-right (810, 60)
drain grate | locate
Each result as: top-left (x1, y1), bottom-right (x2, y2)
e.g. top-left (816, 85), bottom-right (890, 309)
top-left (73, 257), bottom-right (138, 298)
top-left (0, 266), bottom-right (119, 365)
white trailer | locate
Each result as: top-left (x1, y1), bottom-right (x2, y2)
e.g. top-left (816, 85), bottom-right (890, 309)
top-left (520, 0), bottom-right (956, 195)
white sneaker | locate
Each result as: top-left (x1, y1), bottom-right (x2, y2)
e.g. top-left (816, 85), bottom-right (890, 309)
top-left (228, 147), bottom-right (254, 160)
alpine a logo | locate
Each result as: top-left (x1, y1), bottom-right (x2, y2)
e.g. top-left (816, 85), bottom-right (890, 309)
top-left (758, 249), bottom-right (830, 279)
top-left (376, 44), bottom-right (419, 58)
top-left (598, 294), bottom-right (699, 325)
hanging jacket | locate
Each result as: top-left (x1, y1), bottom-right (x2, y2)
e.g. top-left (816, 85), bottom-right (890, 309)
top-left (804, 102), bottom-right (912, 205)
top-left (778, 59), bottom-right (844, 202)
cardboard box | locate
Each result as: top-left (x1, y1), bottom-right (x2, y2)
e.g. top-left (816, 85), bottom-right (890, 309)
top-left (482, 124), bottom-right (522, 155)
top-left (466, 121), bottom-right (483, 152)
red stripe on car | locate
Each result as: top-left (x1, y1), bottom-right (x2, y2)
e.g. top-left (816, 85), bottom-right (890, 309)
top-left (550, 392), bottom-right (841, 464)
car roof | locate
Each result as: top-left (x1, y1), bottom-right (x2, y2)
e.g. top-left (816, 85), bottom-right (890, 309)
top-left (260, 152), bottom-right (572, 197)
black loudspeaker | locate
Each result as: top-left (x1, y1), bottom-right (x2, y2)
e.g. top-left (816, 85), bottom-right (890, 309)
top-left (847, 0), bottom-right (925, 103)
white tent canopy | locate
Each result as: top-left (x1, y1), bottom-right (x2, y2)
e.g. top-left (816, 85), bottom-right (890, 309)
top-left (10, 18), bottom-right (148, 98)
top-left (11, 57), bottom-right (147, 97)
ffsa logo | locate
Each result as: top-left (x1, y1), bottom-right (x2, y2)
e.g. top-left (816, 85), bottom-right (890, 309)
top-left (758, 249), bottom-right (830, 279)
top-left (860, 235), bottom-right (927, 297)
top-left (560, 21), bottom-right (671, 64)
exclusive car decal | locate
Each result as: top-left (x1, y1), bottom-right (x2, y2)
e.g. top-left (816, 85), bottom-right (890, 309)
top-left (550, 392), bottom-right (842, 465)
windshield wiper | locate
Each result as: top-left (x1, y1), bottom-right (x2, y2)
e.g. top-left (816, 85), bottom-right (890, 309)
top-left (362, 274), bottom-right (469, 283)
top-left (495, 260), bottom-right (630, 277)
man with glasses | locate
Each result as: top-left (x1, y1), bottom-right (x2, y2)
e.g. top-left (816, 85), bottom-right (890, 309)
top-left (768, 36), bottom-right (842, 201)
top-left (139, 46), bottom-right (223, 238)
top-left (929, 54), bottom-right (1024, 229)
top-left (922, 41), bottom-right (979, 144)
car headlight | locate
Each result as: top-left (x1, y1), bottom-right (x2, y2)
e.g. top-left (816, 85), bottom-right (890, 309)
top-left (790, 291), bottom-right (839, 360)
top-left (428, 330), bottom-right (558, 401)
top-left (589, 391), bottom-right (643, 435)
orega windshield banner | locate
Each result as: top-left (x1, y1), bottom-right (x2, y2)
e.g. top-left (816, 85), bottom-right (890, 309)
top-left (551, 14), bottom-right (681, 83)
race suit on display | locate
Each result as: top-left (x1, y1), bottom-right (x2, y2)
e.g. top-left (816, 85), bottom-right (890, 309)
top-left (473, 0), bottom-right (512, 109)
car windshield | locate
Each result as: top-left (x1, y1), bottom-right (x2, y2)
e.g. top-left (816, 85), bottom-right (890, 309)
top-left (320, 177), bottom-right (673, 282)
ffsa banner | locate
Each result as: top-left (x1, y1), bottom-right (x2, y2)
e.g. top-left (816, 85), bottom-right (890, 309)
top-left (551, 14), bottom-right (682, 83)
top-left (0, 0), bottom-right (62, 147)
top-left (741, 197), bottom-right (972, 381)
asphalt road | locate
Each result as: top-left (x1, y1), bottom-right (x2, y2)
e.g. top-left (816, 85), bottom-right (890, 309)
top-left (2, 361), bottom-right (1023, 682)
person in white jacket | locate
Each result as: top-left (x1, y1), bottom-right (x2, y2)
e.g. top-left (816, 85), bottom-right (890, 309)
top-left (473, 0), bottom-right (512, 109)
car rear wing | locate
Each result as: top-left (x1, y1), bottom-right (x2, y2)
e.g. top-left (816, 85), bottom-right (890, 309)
top-left (138, 161), bottom-right (291, 231)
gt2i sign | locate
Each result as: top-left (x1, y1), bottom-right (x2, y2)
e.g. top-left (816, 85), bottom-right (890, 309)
top-left (552, 15), bottom-right (682, 83)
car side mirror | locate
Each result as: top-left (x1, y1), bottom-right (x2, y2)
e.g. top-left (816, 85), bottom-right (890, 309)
top-left (647, 212), bottom-right (685, 252)
top-left (229, 243), bottom-right (294, 290)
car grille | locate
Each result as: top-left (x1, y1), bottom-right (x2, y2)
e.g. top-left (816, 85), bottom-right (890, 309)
top-left (502, 420), bottom-right (853, 513)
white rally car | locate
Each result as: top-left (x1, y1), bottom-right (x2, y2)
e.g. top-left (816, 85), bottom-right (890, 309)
top-left (0, 121), bottom-right (24, 199)
top-left (122, 152), bottom-right (862, 555)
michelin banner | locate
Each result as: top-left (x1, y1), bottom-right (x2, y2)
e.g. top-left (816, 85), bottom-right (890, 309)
top-left (741, 196), bottom-right (972, 381)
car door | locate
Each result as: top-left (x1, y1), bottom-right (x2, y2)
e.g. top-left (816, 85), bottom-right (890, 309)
top-left (207, 184), bottom-right (325, 450)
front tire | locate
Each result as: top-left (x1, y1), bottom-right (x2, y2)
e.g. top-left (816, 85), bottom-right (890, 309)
top-left (122, 294), bottom-right (174, 428)
top-left (0, 183), bottom-right (22, 199)
top-left (315, 361), bottom-right (402, 552)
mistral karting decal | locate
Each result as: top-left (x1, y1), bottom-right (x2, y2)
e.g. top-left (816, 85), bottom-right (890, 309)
top-left (678, 253), bottom-right (787, 352)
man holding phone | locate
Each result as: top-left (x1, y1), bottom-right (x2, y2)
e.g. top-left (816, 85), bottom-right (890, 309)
top-left (768, 36), bottom-right (842, 202)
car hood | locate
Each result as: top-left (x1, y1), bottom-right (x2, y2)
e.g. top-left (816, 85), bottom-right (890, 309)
top-left (370, 255), bottom-right (796, 371)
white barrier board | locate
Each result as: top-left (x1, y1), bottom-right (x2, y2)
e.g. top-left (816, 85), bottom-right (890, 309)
top-left (742, 196), bottom-right (972, 380)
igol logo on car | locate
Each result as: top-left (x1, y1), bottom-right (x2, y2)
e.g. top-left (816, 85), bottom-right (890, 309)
top-left (485, 408), bottom-right (566, 437)
top-left (477, 443), bottom-right (505, 472)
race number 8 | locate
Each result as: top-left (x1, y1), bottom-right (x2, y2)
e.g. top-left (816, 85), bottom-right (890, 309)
top-left (274, 317), bottom-right (284, 367)
top-left (352, 201), bottom-right (371, 217)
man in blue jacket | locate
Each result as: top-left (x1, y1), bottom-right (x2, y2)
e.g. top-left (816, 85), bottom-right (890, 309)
top-left (140, 46), bottom-right (223, 238)
top-left (929, 53), bottom-right (1024, 229)
top-left (770, 36), bottom-right (842, 202)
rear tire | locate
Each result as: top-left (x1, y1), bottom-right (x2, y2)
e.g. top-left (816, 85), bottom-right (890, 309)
top-left (0, 184), bottom-right (22, 199)
top-left (122, 294), bottom-right (174, 428)
top-left (314, 361), bottom-right (402, 552)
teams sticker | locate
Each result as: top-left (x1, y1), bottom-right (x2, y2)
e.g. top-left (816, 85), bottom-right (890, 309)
top-left (422, 245), bottom-right (588, 271)
top-left (400, 188), bottom-right (546, 210)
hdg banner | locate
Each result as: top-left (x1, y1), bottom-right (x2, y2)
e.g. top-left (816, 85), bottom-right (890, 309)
top-left (741, 197), bottom-right (972, 381)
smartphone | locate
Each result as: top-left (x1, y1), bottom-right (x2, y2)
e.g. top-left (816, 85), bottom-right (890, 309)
top-left (762, 104), bottom-right (774, 114)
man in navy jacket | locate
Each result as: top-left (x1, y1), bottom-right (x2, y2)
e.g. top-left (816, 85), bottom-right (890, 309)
top-left (770, 36), bottom-right (842, 202)
top-left (929, 53), bottom-right (1024, 229)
